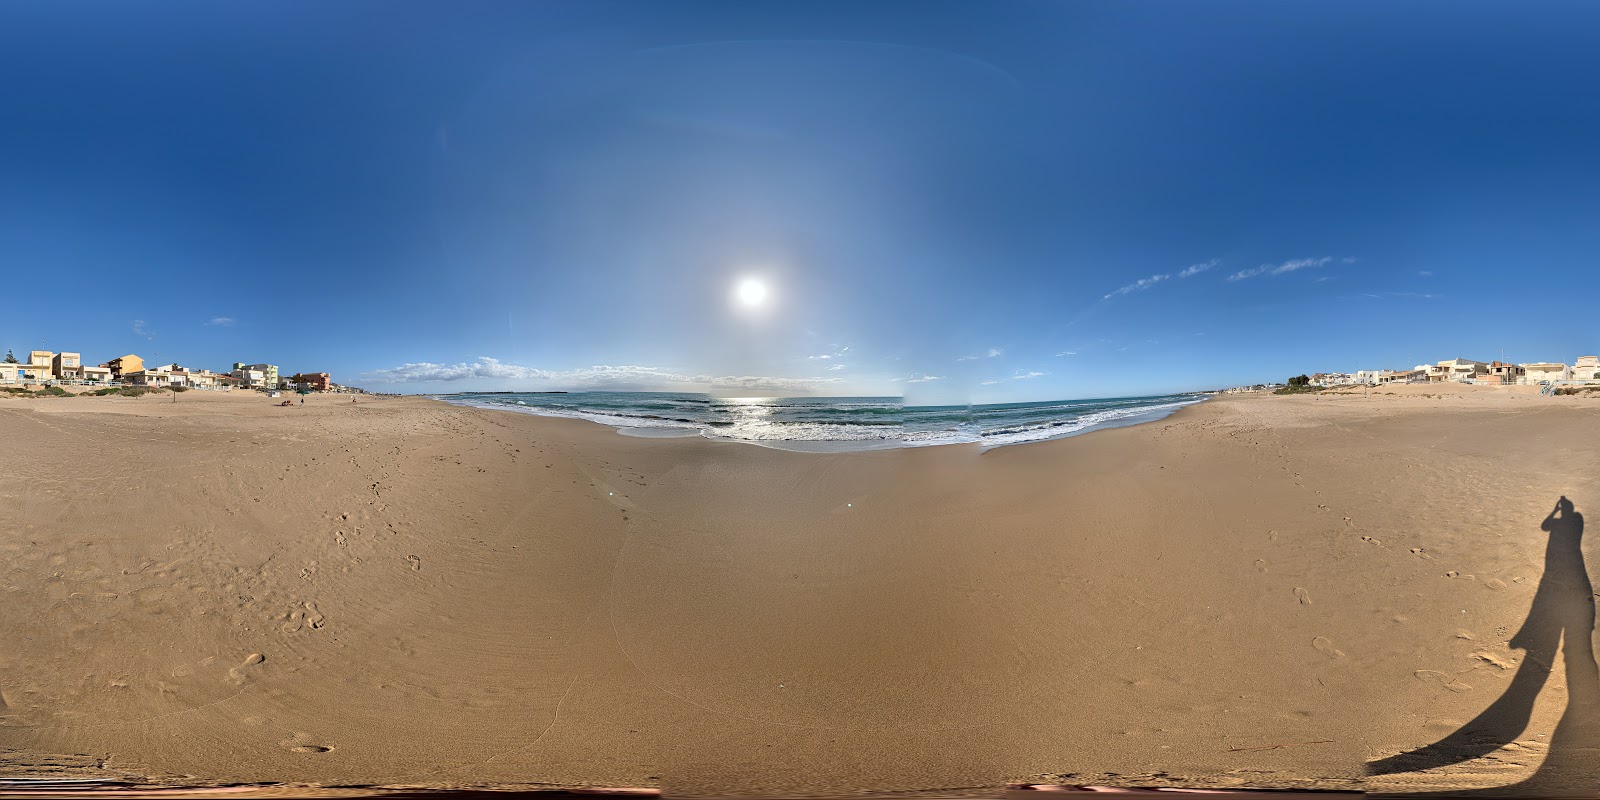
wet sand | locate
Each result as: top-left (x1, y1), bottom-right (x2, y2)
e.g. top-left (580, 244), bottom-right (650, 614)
top-left (2, 384), bottom-right (1598, 795)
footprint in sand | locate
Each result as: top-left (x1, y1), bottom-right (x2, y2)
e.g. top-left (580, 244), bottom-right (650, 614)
top-left (1293, 587), bottom-right (1313, 606)
top-left (1485, 578), bottom-right (1507, 590)
top-left (406, 555), bottom-right (422, 571)
top-left (226, 653), bottom-right (266, 685)
top-left (1254, 559), bottom-right (1268, 573)
top-left (1311, 637), bottom-right (1344, 658)
top-left (282, 602), bottom-right (326, 633)
top-left (1414, 669), bottom-right (1472, 693)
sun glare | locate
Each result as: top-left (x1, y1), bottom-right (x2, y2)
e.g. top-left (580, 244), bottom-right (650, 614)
top-left (734, 277), bottom-right (769, 308)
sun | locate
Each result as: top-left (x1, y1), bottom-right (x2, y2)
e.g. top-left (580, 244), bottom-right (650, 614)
top-left (734, 277), bottom-right (769, 308)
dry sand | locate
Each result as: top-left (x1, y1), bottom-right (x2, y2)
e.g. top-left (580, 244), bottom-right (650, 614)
top-left (2, 385), bottom-right (1599, 796)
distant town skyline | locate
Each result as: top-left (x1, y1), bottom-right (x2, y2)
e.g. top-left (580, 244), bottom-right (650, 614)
top-left (4, 2), bottom-right (1598, 401)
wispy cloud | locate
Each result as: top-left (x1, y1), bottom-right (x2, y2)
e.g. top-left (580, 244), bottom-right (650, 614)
top-left (204, 316), bottom-right (236, 327)
top-left (132, 320), bottom-right (156, 340)
top-left (1418, 270), bottom-right (1432, 277)
top-left (1055, 350), bottom-right (1077, 357)
top-left (367, 357), bottom-right (844, 394)
top-left (1227, 256), bottom-right (1345, 281)
top-left (1360, 291), bottom-right (1440, 300)
top-left (1012, 370), bottom-right (1047, 380)
top-left (826, 363), bottom-right (845, 371)
top-left (1103, 272), bottom-right (1171, 300)
top-left (1103, 258), bottom-right (1220, 300)
top-left (956, 347), bottom-right (1003, 362)
top-left (905, 374), bottom-right (945, 383)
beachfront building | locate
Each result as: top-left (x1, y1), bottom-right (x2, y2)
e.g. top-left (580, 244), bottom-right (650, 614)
top-left (1523, 362), bottom-right (1572, 384)
top-left (105, 354), bottom-right (144, 380)
top-left (1425, 358), bottom-right (1489, 383)
top-left (80, 365), bottom-right (112, 382)
top-left (1485, 361), bottom-right (1525, 385)
top-left (289, 372), bottom-right (332, 391)
top-left (231, 366), bottom-right (268, 389)
top-left (1352, 370), bottom-right (1383, 384)
top-left (51, 351), bottom-right (82, 380)
top-left (121, 369), bottom-right (173, 388)
top-left (1378, 368), bottom-right (1426, 384)
top-left (234, 362), bottom-right (280, 390)
top-left (1574, 356), bottom-right (1600, 381)
top-left (9, 356), bottom-right (52, 384)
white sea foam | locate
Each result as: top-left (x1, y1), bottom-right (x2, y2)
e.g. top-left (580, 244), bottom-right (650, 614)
top-left (439, 393), bottom-right (1206, 451)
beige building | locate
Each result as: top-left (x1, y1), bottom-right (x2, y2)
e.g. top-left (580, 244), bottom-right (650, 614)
top-left (122, 369), bottom-right (173, 388)
top-left (52, 351), bottom-right (82, 380)
top-left (1523, 362), bottom-right (1572, 383)
top-left (1574, 356), bottom-right (1600, 381)
top-left (1427, 358), bottom-right (1489, 383)
top-left (231, 366), bottom-right (269, 389)
top-left (80, 365), bottom-right (112, 382)
top-left (8, 354), bottom-right (53, 384)
top-left (1378, 368), bottom-right (1426, 384)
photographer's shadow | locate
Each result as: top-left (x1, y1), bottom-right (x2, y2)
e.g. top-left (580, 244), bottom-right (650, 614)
top-left (1368, 496), bottom-right (1600, 796)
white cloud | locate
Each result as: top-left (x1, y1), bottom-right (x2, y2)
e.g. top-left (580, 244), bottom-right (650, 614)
top-left (956, 355), bottom-right (978, 362)
top-left (1227, 256), bottom-right (1342, 282)
top-left (1362, 291), bottom-right (1439, 300)
top-left (1418, 270), bottom-right (1432, 277)
top-left (1104, 258), bottom-right (1220, 300)
top-left (1103, 272), bottom-right (1171, 300)
top-left (366, 357), bottom-right (843, 394)
top-left (1055, 350), bottom-right (1077, 357)
top-left (204, 316), bottom-right (236, 327)
top-left (807, 344), bottom-right (852, 361)
top-left (905, 374), bottom-right (945, 383)
top-left (979, 379), bottom-right (1001, 385)
top-left (986, 347), bottom-right (1003, 358)
top-left (132, 320), bottom-right (155, 339)
top-left (1012, 370), bottom-right (1046, 380)
top-left (826, 364), bottom-right (845, 371)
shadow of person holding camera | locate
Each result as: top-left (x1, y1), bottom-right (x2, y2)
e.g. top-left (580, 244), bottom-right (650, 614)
top-left (1369, 496), bottom-right (1600, 795)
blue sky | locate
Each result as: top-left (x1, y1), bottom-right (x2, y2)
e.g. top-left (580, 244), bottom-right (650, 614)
top-left (3, 1), bottom-right (1598, 402)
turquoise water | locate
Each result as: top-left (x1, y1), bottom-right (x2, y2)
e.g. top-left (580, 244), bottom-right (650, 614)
top-left (440, 391), bottom-right (1205, 451)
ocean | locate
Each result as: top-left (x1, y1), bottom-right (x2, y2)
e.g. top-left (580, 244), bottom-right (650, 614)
top-left (439, 391), bottom-right (1207, 451)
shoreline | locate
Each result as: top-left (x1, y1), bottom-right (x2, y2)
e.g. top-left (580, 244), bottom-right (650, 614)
top-left (434, 392), bottom-right (1209, 454)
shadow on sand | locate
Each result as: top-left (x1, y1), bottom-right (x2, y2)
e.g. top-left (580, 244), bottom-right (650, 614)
top-left (1368, 496), bottom-right (1600, 796)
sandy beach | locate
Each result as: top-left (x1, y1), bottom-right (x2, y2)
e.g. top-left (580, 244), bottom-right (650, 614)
top-left (3, 385), bottom-right (1598, 796)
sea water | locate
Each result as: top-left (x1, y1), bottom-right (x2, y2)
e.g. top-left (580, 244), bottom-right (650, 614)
top-left (440, 391), bottom-right (1206, 451)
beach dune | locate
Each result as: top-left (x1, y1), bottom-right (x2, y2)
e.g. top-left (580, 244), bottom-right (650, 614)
top-left (2, 385), bottom-right (1597, 795)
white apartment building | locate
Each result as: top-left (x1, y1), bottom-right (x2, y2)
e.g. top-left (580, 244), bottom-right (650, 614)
top-left (1523, 362), bottom-right (1572, 383)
